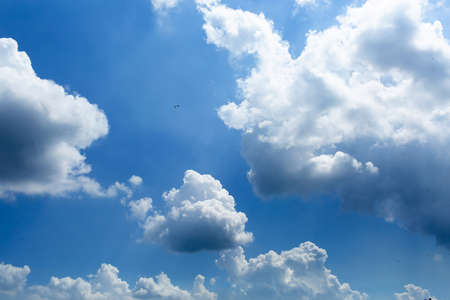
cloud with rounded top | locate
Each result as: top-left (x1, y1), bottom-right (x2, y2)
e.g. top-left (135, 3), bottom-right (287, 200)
top-left (0, 262), bottom-right (216, 300)
top-left (130, 170), bottom-right (253, 252)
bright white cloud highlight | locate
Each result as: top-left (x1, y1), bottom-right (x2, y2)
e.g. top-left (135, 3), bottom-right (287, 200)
top-left (197, 0), bottom-right (450, 247)
top-left (133, 170), bottom-right (253, 252)
top-left (295, 0), bottom-right (320, 7)
top-left (0, 38), bottom-right (111, 198)
top-left (129, 175), bottom-right (143, 186)
top-left (1, 262), bottom-right (216, 300)
top-left (217, 241), bottom-right (367, 300)
top-left (151, 0), bottom-right (181, 12)
top-left (395, 284), bottom-right (437, 300)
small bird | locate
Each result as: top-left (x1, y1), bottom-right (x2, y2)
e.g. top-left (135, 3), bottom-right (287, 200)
top-left (174, 104), bottom-right (180, 109)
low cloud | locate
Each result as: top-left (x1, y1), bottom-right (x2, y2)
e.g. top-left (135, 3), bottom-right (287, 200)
top-left (0, 262), bottom-right (216, 300)
top-left (395, 284), bottom-right (437, 300)
top-left (130, 170), bottom-right (253, 252)
top-left (0, 263), bottom-right (30, 296)
top-left (217, 242), bottom-right (367, 300)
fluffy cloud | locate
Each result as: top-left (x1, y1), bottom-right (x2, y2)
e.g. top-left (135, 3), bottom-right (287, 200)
top-left (129, 176), bottom-right (143, 187)
top-left (0, 263), bottom-right (30, 296)
top-left (0, 38), bottom-right (110, 198)
top-left (217, 241), bottom-right (367, 300)
top-left (129, 197), bottom-right (153, 221)
top-left (395, 284), bottom-right (437, 300)
top-left (198, 0), bottom-right (450, 246)
top-left (1, 262), bottom-right (215, 300)
top-left (133, 170), bottom-right (253, 252)
top-left (134, 274), bottom-right (216, 300)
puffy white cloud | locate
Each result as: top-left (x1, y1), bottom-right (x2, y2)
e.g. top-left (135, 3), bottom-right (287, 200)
top-left (0, 263), bottom-right (30, 296)
top-left (0, 262), bottom-right (215, 300)
top-left (217, 241), bottom-right (367, 300)
top-left (134, 273), bottom-right (216, 300)
top-left (129, 197), bottom-right (153, 221)
top-left (27, 264), bottom-right (132, 300)
top-left (198, 0), bottom-right (450, 246)
top-left (136, 170), bottom-right (253, 252)
top-left (0, 38), bottom-right (111, 198)
top-left (395, 284), bottom-right (437, 300)
top-left (129, 176), bottom-right (143, 187)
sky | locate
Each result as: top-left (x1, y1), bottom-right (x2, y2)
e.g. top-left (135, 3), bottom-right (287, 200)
top-left (0, 0), bottom-right (449, 299)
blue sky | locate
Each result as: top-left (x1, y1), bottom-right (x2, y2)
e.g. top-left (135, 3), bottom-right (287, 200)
top-left (0, 0), bottom-right (449, 299)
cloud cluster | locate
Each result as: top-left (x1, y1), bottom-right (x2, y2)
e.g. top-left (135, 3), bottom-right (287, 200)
top-left (395, 284), bottom-right (437, 300)
top-left (0, 262), bottom-right (216, 300)
top-left (198, 0), bottom-right (450, 246)
top-left (130, 170), bottom-right (253, 252)
top-left (0, 38), bottom-right (111, 198)
top-left (217, 241), bottom-right (367, 300)
top-left (0, 263), bottom-right (30, 296)
top-left (0, 249), bottom-right (438, 300)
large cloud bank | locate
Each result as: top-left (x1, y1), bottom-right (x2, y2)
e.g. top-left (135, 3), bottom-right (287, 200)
top-left (0, 246), bottom-right (437, 300)
top-left (131, 170), bottom-right (253, 252)
top-left (217, 241), bottom-right (367, 300)
top-left (197, 0), bottom-right (450, 246)
top-left (0, 262), bottom-right (216, 300)
top-left (0, 38), bottom-right (111, 198)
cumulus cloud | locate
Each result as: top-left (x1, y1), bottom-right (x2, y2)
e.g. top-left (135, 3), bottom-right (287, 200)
top-left (197, 0), bottom-right (450, 247)
top-left (132, 170), bottom-right (252, 252)
top-left (1, 262), bottom-right (215, 300)
top-left (217, 241), bottom-right (367, 300)
top-left (0, 263), bottom-right (30, 296)
top-left (0, 38), bottom-right (112, 198)
top-left (129, 176), bottom-right (143, 187)
top-left (134, 273), bottom-right (216, 300)
top-left (395, 284), bottom-right (437, 300)
top-left (129, 197), bottom-right (153, 221)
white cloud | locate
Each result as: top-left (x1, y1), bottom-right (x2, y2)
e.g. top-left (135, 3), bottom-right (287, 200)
top-left (0, 258), bottom-right (436, 300)
top-left (395, 284), bottom-right (437, 300)
top-left (295, 0), bottom-right (324, 8)
top-left (129, 197), bottom-right (153, 221)
top-left (0, 262), bottom-right (215, 300)
top-left (133, 170), bottom-right (253, 252)
top-left (0, 263), bottom-right (30, 296)
top-left (217, 241), bottom-right (368, 300)
top-left (129, 176), bottom-right (143, 187)
top-left (151, 0), bottom-right (181, 12)
top-left (134, 273), bottom-right (216, 300)
top-left (198, 0), bottom-right (450, 247)
top-left (0, 38), bottom-right (111, 198)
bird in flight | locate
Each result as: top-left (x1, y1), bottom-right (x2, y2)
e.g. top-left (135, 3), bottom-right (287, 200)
top-left (174, 104), bottom-right (180, 109)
